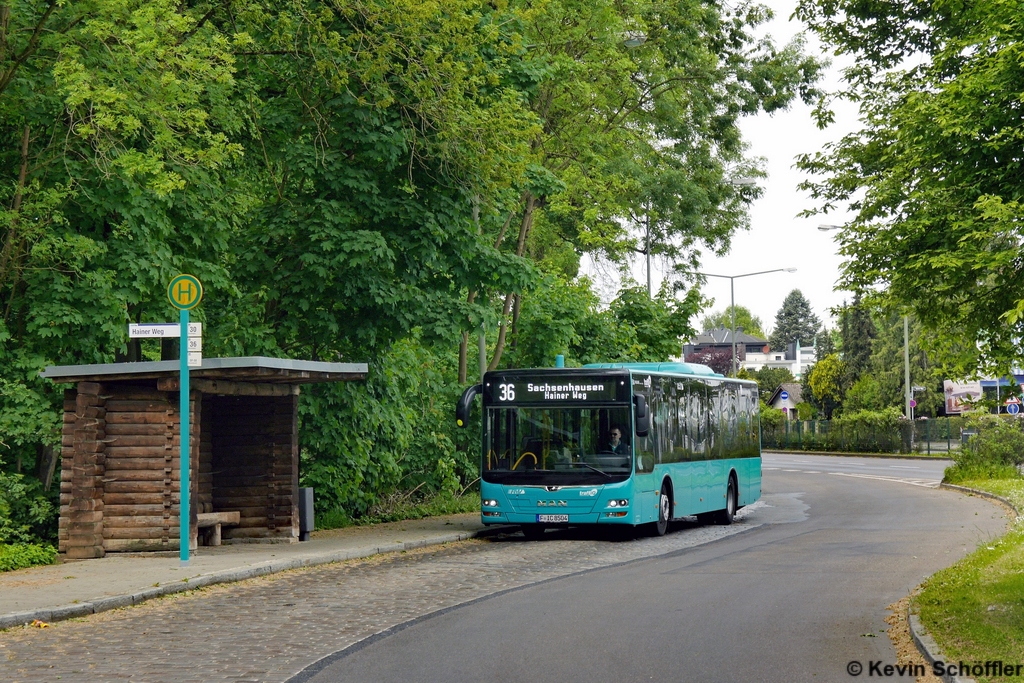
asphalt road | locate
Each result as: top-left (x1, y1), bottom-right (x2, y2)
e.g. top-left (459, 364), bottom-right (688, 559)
top-left (297, 455), bottom-right (1005, 683)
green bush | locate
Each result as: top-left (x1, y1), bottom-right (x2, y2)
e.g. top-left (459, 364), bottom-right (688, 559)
top-left (760, 407), bottom-right (910, 453)
top-left (0, 466), bottom-right (58, 545)
top-left (945, 415), bottom-right (1024, 483)
top-left (298, 335), bottom-right (479, 521)
top-left (0, 542), bottom-right (57, 572)
top-left (759, 401), bottom-right (785, 430)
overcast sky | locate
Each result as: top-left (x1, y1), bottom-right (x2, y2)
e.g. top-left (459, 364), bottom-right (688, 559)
top-left (695, 0), bottom-right (860, 335)
top-left (587, 0), bottom-right (862, 336)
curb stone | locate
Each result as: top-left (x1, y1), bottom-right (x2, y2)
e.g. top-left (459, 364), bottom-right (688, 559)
top-left (939, 483), bottom-right (1021, 519)
top-left (906, 483), bottom-right (1019, 683)
top-left (0, 526), bottom-right (512, 631)
top-left (907, 610), bottom-right (974, 683)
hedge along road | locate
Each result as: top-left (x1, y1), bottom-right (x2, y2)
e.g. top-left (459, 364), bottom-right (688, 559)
top-left (294, 455), bottom-right (1006, 683)
top-left (0, 456), bottom-right (1004, 683)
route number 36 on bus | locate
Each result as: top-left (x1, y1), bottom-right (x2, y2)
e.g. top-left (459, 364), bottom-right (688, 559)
top-left (497, 383), bottom-right (516, 401)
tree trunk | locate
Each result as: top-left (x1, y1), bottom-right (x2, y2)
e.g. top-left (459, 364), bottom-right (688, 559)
top-left (37, 443), bottom-right (57, 491)
top-left (510, 292), bottom-right (522, 353)
top-left (488, 292), bottom-right (516, 372)
top-left (459, 206), bottom-right (519, 382)
top-left (488, 193), bottom-right (536, 370)
top-left (458, 330), bottom-right (469, 384)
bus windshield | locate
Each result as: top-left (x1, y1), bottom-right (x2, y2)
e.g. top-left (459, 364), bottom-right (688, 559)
top-left (483, 406), bottom-right (633, 485)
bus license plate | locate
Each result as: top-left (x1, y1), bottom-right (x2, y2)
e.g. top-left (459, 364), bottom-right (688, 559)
top-left (537, 514), bottom-right (569, 523)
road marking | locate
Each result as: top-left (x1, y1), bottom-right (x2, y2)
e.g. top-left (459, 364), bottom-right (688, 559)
top-left (888, 465), bottom-right (921, 469)
top-left (783, 469), bottom-right (801, 472)
top-left (763, 467), bottom-right (780, 470)
top-left (828, 472), bottom-right (940, 489)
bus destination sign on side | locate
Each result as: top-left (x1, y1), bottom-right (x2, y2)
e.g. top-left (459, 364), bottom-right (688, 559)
top-left (486, 374), bottom-right (625, 404)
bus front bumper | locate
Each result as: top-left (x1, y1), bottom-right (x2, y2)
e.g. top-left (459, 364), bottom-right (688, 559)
top-left (482, 512), bottom-right (635, 525)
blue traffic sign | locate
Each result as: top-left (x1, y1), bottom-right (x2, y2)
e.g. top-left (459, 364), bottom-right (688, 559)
top-left (780, 390), bottom-right (789, 401)
top-left (1008, 403), bottom-right (1020, 415)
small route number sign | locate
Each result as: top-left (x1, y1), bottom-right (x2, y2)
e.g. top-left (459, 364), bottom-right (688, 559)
top-left (168, 274), bottom-right (203, 310)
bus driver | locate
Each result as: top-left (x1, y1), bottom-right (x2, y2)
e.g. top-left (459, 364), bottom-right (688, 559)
top-left (604, 427), bottom-right (630, 455)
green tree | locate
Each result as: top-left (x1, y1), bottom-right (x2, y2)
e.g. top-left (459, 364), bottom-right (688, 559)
top-left (476, 0), bottom-right (823, 369)
top-left (807, 353), bottom-right (846, 419)
top-left (864, 313), bottom-right (942, 416)
top-left (769, 290), bottom-right (821, 350)
top-left (795, 0), bottom-right (1024, 377)
top-left (753, 367), bottom-right (794, 399)
top-left (701, 306), bottom-right (766, 338)
top-left (839, 294), bottom-right (876, 384)
top-left (815, 327), bottom-right (837, 358)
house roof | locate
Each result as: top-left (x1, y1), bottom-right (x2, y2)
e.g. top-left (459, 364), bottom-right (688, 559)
top-left (688, 327), bottom-right (768, 347)
top-left (767, 382), bottom-right (802, 404)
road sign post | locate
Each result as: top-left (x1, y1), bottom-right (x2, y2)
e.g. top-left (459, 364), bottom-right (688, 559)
top-left (168, 275), bottom-right (203, 565)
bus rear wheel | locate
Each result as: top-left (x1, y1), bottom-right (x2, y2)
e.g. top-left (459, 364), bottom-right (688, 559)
top-left (521, 524), bottom-right (546, 540)
top-left (715, 477), bottom-right (737, 526)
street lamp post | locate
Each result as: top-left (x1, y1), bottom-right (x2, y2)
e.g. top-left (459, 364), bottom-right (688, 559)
top-left (691, 268), bottom-right (797, 376)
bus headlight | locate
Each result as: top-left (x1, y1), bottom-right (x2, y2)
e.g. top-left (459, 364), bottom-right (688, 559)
top-left (482, 499), bottom-right (499, 507)
top-left (607, 499), bottom-right (629, 508)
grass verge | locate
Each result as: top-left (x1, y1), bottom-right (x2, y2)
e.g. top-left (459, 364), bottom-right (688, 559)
top-left (317, 492), bottom-right (480, 530)
top-left (915, 477), bottom-right (1024, 682)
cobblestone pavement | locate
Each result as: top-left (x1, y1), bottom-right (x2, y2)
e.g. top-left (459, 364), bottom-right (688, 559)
top-left (0, 511), bottom-right (762, 683)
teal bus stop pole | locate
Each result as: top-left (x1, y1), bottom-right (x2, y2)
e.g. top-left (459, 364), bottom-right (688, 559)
top-left (179, 308), bottom-right (190, 565)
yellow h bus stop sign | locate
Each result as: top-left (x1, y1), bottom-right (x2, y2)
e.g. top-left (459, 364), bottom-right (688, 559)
top-left (168, 274), bottom-right (203, 310)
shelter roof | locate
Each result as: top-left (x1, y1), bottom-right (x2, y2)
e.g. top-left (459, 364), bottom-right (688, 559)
top-left (40, 356), bottom-right (368, 385)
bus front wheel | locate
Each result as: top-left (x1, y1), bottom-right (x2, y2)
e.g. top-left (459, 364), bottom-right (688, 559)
top-left (715, 477), bottom-right (737, 526)
top-left (652, 485), bottom-right (670, 536)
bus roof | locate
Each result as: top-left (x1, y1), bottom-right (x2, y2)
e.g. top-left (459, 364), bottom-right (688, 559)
top-left (582, 362), bottom-right (724, 377)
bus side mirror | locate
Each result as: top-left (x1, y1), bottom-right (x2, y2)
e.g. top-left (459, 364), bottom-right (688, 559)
top-left (456, 384), bottom-right (482, 427)
top-left (634, 393), bottom-right (649, 437)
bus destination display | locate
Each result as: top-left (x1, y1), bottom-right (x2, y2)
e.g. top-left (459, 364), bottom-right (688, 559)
top-left (485, 374), bottom-right (625, 404)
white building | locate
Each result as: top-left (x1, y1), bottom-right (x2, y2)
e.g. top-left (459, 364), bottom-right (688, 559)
top-left (742, 341), bottom-right (817, 379)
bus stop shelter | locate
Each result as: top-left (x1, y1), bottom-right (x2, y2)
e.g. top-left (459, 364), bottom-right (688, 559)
top-left (41, 357), bottom-right (367, 559)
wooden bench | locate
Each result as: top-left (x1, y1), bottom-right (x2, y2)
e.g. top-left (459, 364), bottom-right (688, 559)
top-left (197, 511), bottom-right (241, 546)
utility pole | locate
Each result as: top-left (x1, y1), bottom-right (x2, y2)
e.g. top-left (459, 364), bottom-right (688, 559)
top-left (645, 212), bottom-right (652, 299)
top-left (903, 315), bottom-right (912, 418)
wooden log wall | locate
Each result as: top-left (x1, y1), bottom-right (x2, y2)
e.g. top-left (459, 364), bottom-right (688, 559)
top-left (60, 387), bottom-right (102, 558)
top-left (58, 389), bottom-right (76, 554)
top-left (210, 394), bottom-right (299, 542)
top-left (64, 382), bottom-right (107, 559)
top-left (57, 379), bottom-right (303, 556)
top-left (91, 384), bottom-right (198, 553)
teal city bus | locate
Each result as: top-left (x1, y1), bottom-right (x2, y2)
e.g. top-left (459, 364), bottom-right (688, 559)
top-left (455, 362), bottom-right (761, 537)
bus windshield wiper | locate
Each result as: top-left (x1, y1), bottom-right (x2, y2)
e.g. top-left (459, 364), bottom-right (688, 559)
top-left (571, 462), bottom-right (611, 477)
